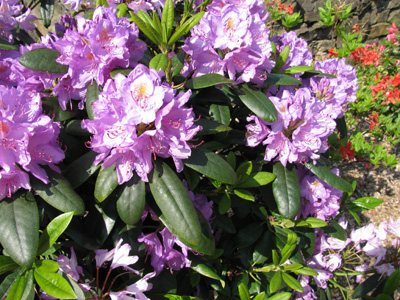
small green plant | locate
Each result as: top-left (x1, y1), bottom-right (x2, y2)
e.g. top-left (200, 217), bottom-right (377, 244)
top-left (266, 0), bottom-right (303, 31)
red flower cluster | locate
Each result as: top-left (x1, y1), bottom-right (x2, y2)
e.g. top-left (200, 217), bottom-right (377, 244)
top-left (370, 73), bottom-right (400, 105)
top-left (277, 3), bottom-right (293, 14)
top-left (368, 112), bottom-right (379, 130)
top-left (339, 141), bottom-right (356, 161)
top-left (351, 45), bottom-right (382, 66)
top-left (327, 48), bottom-right (339, 58)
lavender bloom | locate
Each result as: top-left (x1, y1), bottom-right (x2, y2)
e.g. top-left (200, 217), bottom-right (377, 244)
top-left (304, 58), bottom-right (358, 119)
top-left (246, 88), bottom-right (336, 166)
top-left (109, 272), bottom-right (156, 300)
top-left (182, 0), bottom-right (273, 84)
top-left (0, 86), bottom-right (64, 200)
top-left (57, 247), bottom-right (83, 282)
top-left (82, 64), bottom-right (201, 183)
top-left (110, 239), bottom-right (139, 273)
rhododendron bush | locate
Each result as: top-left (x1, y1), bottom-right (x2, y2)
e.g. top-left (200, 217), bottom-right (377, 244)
top-left (0, 0), bottom-right (399, 299)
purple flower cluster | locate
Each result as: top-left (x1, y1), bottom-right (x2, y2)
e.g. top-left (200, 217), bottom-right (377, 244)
top-left (139, 185), bottom-right (213, 274)
top-left (305, 57), bottom-right (358, 118)
top-left (0, 86), bottom-right (64, 200)
top-left (82, 64), bottom-right (201, 183)
top-left (297, 167), bottom-right (343, 221)
top-left (182, 0), bottom-right (274, 84)
top-left (50, 6), bottom-right (146, 110)
top-left (0, 0), bottom-right (36, 42)
top-left (246, 88), bottom-right (336, 166)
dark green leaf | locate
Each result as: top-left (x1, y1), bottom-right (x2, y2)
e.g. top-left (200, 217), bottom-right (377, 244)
top-left (209, 104), bottom-right (231, 125)
top-left (350, 197), bottom-right (384, 210)
top-left (40, 0), bottom-right (54, 28)
top-left (0, 255), bottom-right (19, 275)
top-left (37, 212), bottom-right (74, 255)
top-left (65, 120), bottom-right (91, 136)
top-left (149, 161), bottom-right (202, 247)
top-left (270, 271), bottom-right (282, 294)
top-left (264, 73), bottom-right (302, 86)
top-left (168, 11), bottom-right (204, 45)
top-left (282, 273), bottom-right (303, 293)
top-left (149, 53), bottom-right (168, 71)
top-left (383, 270), bottom-right (400, 296)
top-left (233, 189), bottom-right (255, 201)
top-left (94, 165), bottom-right (119, 203)
top-left (184, 147), bottom-right (237, 185)
top-left (185, 73), bottom-right (235, 89)
top-left (6, 273), bottom-right (26, 300)
top-left (110, 68), bottom-right (132, 79)
top-left (218, 193), bottom-right (231, 215)
top-left (0, 192), bottom-right (39, 268)
top-left (86, 80), bottom-right (101, 120)
top-left (63, 151), bottom-right (100, 189)
top-left (305, 161), bottom-right (353, 192)
top-left (41, 97), bottom-right (77, 122)
top-left (116, 175), bottom-right (146, 225)
top-left (272, 163), bottom-right (300, 220)
top-left (238, 84), bottom-right (278, 122)
top-left (352, 273), bottom-right (382, 299)
top-left (235, 161), bottom-right (252, 185)
top-left (376, 294), bottom-right (394, 300)
top-left (31, 168), bottom-right (85, 216)
top-left (236, 223), bottom-right (263, 248)
top-left (301, 70), bottom-right (336, 79)
top-left (253, 231), bottom-right (273, 265)
top-left (0, 38), bottom-right (19, 50)
top-left (19, 48), bottom-right (68, 74)
top-left (323, 222), bottom-right (347, 241)
top-left (194, 118), bottom-right (231, 135)
top-left (236, 172), bottom-right (276, 188)
top-left (34, 268), bottom-right (76, 299)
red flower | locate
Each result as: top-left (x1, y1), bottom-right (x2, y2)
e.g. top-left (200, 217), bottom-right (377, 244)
top-left (368, 112), bottom-right (379, 122)
top-left (286, 4), bottom-right (293, 14)
top-left (339, 141), bottom-right (356, 160)
top-left (369, 120), bottom-right (377, 131)
top-left (328, 48), bottom-right (339, 58)
top-left (278, 3), bottom-right (286, 11)
top-left (385, 88), bottom-right (400, 105)
top-left (390, 73), bottom-right (400, 87)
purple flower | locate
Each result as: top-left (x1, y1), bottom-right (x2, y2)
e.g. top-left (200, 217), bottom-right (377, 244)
top-left (94, 248), bottom-right (115, 268)
top-left (57, 247), bottom-right (83, 282)
top-left (0, 86), bottom-right (64, 200)
top-left (110, 239), bottom-right (139, 273)
top-left (109, 271), bottom-right (156, 300)
top-left (375, 263), bottom-right (395, 276)
top-left (82, 64), bottom-right (201, 183)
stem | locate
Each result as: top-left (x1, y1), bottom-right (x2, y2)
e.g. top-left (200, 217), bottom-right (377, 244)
top-left (328, 279), bottom-right (352, 293)
top-left (102, 268), bottom-right (113, 293)
top-left (334, 270), bottom-right (375, 276)
top-left (96, 267), bottom-right (100, 294)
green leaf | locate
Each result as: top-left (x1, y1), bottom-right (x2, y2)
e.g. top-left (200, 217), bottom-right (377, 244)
top-left (149, 161), bottom-right (202, 246)
top-left (383, 270), bottom-right (400, 296)
top-left (0, 38), bottom-right (19, 50)
top-left (184, 147), bottom-right (237, 185)
top-left (352, 273), bottom-right (382, 299)
top-left (253, 231), bottom-right (273, 265)
top-left (272, 163), bottom-right (301, 220)
top-left (190, 259), bottom-right (224, 283)
top-left (41, 97), bottom-right (77, 122)
top-left (30, 167), bottom-right (85, 216)
top-left (236, 172), bottom-right (276, 188)
top-left (305, 161), bottom-right (353, 192)
top-left (86, 80), bottom-right (102, 120)
top-left (293, 267), bottom-right (318, 276)
top-left (282, 264), bottom-right (303, 271)
top-left (233, 189), bottom-right (255, 201)
top-left (195, 119), bottom-right (232, 135)
top-left (40, 0), bottom-right (54, 28)
top-left (281, 273), bottom-right (303, 293)
top-left (235, 161), bottom-right (252, 185)
top-left (161, 0), bottom-right (174, 39)
top-left (324, 222), bottom-right (347, 241)
top-left (34, 260), bottom-right (59, 273)
top-left (296, 217), bottom-right (327, 228)
top-left (253, 292), bottom-right (267, 300)
top-left (209, 104), bottom-right (231, 125)
top-left (272, 45), bottom-right (290, 72)
top-left (238, 282), bottom-right (250, 300)
top-left (0, 269), bottom-right (23, 298)
top-left (34, 268), bottom-right (76, 299)
top-left (19, 48), bottom-right (68, 74)
top-left (116, 3), bottom-right (127, 17)
top-left (149, 53), bottom-right (168, 71)
top-left (6, 270), bottom-right (33, 300)
top-left (350, 197), bottom-right (384, 210)
top-left (168, 11), bottom-right (204, 45)
top-left (65, 120), bottom-right (91, 137)
top-left (94, 164), bottom-right (119, 203)
top-left (266, 292), bottom-right (292, 300)
top-left (376, 295), bottom-right (394, 300)
top-left (335, 117), bottom-right (347, 139)
top-left (185, 73), bottom-right (235, 89)
top-left (236, 223), bottom-right (263, 248)
top-left (264, 73), bottom-right (302, 85)
top-left (270, 271), bottom-right (282, 294)
top-left (129, 12), bottom-right (162, 45)
top-left (0, 192), bottom-right (39, 268)
top-left (301, 70), bottom-right (336, 79)
top-left (218, 193), bottom-right (231, 215)
top-left (281, 66), bottom-right (314, 75)
top-left (238, 84), bottom-right (278, 122)
top-left (63, 151), bottom-right (100, 189)
top-left (37, 212), bottom-right (74, 255)
top-left (0, 256), bottom-right (19, 275)
top-left (272, 249), bottom-right (280, 266)
top-left (116, 175), bottom-right (146, 225)
top-left (110, 68), bottom-right (132, 79)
